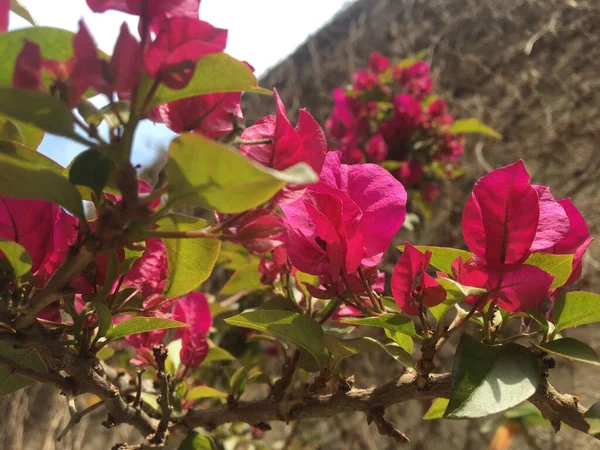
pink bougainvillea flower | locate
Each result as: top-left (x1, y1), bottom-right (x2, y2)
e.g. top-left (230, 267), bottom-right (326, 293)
top-left (452, 257), bottom-right (554, 312)
top-left (13, 40), bottom-right (44, 91)
top-left (368, 51), bottom-right (389, 75)
top-left (420, 183), bottom-right (441, 203)
top-left (13, 21), bottom-right (141, 105)
top-left (144, 17), bottom-right (227, 90)
top-left (352, 69), bottom-right (377, 91)
top-left (173, 292), bottom-right (211, 368)
top-left (86, 0), bottom-right (200, 32)
top-left (283, 152), bottom-right (407, 283)
top-left (542, 198), bottom-right (593, 286)
top-left (0, 198), bottom-right (78, 284)
top-left (220, 209), bottom-right (286, 254)
top-left (150, 91), bottom-right (242, 138)
top-left (241, 90), bottom-right (327, 203)
top-left (427, 99), bottom-right (453, 126)
top-left (326, 88), bottom-right (359, 141)
top-left (123, 238), bottom-right (167, 297)
top-left (109, 23), bottom-right (142, 97)
top-left (391, 242), bottom-right (446, 316)
top-left (259, 246), bottom-right (290, 286)
top-left (393, 60), bottom-right (433, 100)
top-left (365, 134), bottom-right (388, 163)
top-left (0, 0), bottom-right (7, 32)
top-left (395, 159), bottom-right (424, 187)
top-left (380, 94), bottom-right (423, 144)
top-left (462, 160), bottom-right (540, 267)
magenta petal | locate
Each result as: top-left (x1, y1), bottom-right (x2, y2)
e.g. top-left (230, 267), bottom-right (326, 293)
top-left (320, 152), bottom-right (407, 264)
top-left (0, 198), bottom-right (64, 273)
top-left (462, 160), bottom-right (539, 266)
top-left (529, 185), bottom-right (570, 252)
top-left (123, 238), bottom-right (167, 297)
top-left (0, 0), bottom-right (8, 32)
top-left (552, 198), bottom-right (593, 285)
top-left (491, 265), bottom-right (553, 312)
top-left (173, 292), bottom-right (212, 334)
top-left (111, 23), bottom-right (142, 96)
top-left (13, 40), bottom-right (43, 91)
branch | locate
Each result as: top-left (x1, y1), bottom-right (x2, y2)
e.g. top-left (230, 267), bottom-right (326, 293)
top-left (184, 371), bottom-right (596, 440)
top-left (14, 243), bottom-right (98, 328)
top-left (151, 345), bottom-right (171, 444)
top-left (57, 400), bottom-right (105, 442)
top-left (0, 353), bottom-right (73, 393)
top-left (25, 329), bottom-right (157, 438)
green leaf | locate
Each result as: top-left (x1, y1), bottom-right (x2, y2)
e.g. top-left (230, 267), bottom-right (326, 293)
top-left (187, 386), bottom-right (228, 400)
top-left (200, 342), bottom-right (235, 366)
top-left (178, 431), bottom-right (216, 450)
top-left (0, 141), bottom-right (85, 219)
top-left (450, 118), bottom-right (502, 139)
top-left (166, 338), bottom-right (183, 373)
top-left (220, 260), bottom-right (262, 295)
top-left (324, 335), bottom-right (411, 371)
top-left (69, 149), bottom-right (113, 198)
top-left (424, 398), bottom-right (450, 420)
top-left (584, 401), bottom-right (600, 435)
top-left (384, 329), bottom-right (414, 354)
top-left (438, 278), bottom-right (487, 303)
top-left (397, 245), bottom-right (473, 274)
top-left (0, 341), bottom-right (47, 397)
top-left (524, 253), bottom-right (573, 289)
top-left (431, 278), bottom-right (487, 322)
top-left (156, 214), bottom-right (221, 299)
top-left (338, 314), bottom-right (419, 339)
top-left (106, 317), bottom-right (188, 341)
top-left (536, 338), bottom-right (600, 367)
top-left (247, 372), bottom-right (272, 386)
top-left (79, 100), bottom-right (130, 129)
top-left (0, 27), bottom-right (109, 89)
top-left (553, 291), bottom-right (600, 333)
top-left (445, 335), bottom-right (540, 418)
top-left (144, 53), bottom-right (271, 110)
top-left (96, 346), bottom-right (114, 361)
top-left (0, 117), bottom-right (44, 149)
top-left (0, 239), bottom-right (31, 278)
top-left (167, 133), bottom-right (317, 213)
top-left (92, 301), bottom-right (113, 342)
top-left (225, 310), bottom-right (326, 367)
top-left (259, 295), bottom-right (299, 312)
top-left (11, 0), bottom-right (38, 26)
top-left (229, 363), bottom-right (254, 397)
top-left (0, 87), bottom-right (76, 138)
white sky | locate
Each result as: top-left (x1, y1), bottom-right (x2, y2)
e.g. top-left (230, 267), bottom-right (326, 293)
top-left (10, 0), bottom-right (352, 166)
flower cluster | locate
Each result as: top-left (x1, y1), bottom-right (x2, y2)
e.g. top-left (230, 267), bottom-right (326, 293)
top-left (326, 51), bottom-right (483, 213)
top-left (392, 161), bottom-right (592, 315)
top-left (13, 0), bottom-right (227, 111)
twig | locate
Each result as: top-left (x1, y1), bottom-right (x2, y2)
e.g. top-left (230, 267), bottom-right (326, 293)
top-left (368, 406), bottom-right (410, 444)
top-left (184, 371), bottom-right (596, 440)
top-left (15, 243), bottom-right (98, 328)
top-left (151, 345), bottom-right (171, 444)
top-left (270, 350), bottom-right (301, 401)
top-left (0, 353), bottom-right (73, 393)
top-left (134, 369), bottom-right (146, 409)
top-left (57, 400), bottom-right (105, 441)
top-left (357, 267), bottom-right (383, 313)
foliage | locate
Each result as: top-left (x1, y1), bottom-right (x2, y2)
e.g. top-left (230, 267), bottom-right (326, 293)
top-left (0, 2), bottom-right (597, 450)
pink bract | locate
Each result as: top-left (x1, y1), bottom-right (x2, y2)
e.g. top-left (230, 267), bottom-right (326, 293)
top-left (392, 243), bottom-right (446, 316)
top-left (144, 17), bottom-right (227, 90)
top-left (282, 152), bottom-right (407, 282)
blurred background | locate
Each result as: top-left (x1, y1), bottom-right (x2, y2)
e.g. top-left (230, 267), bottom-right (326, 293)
top-left (2, 0), bottom-right (600, 449)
